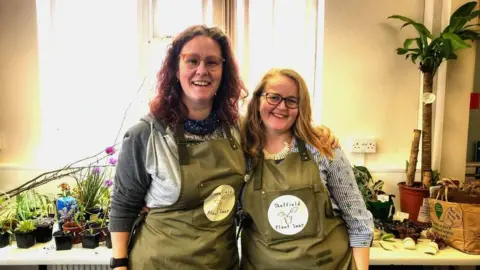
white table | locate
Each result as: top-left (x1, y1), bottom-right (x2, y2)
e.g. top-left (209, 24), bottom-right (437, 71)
top-left (1, 237), bottom-right (479, 267)
top-left (0, 240), bottom-right (111, 266)
top-left (370, 238), bottom-right (480, 266)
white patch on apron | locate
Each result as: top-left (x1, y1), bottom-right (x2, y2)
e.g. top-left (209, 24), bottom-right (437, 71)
top-left (268, 195), bottom-right (309, 235)
top-left (203, 184), bottom-right (235, 221)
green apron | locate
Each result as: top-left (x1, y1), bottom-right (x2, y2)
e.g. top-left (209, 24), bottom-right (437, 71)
top-left (130, 120), bottom-right (246, 270)
top-left (240, 138), bottom-right (356, 270)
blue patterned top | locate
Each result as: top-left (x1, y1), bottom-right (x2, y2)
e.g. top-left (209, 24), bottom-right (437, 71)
top-left (245, 139), bottom-right (374, 247)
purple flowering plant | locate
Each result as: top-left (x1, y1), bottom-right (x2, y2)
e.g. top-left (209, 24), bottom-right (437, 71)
top-left (73, 146), bottom-right (117, 212)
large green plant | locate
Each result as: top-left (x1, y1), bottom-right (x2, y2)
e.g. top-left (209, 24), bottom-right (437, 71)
top-left (389, 1), bottom-right (480, 188)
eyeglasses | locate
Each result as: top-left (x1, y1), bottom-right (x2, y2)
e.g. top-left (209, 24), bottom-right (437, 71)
top-left (179, 53), bottom-right (225, 71)
top-left (259, 92), bottom-right (299, 109)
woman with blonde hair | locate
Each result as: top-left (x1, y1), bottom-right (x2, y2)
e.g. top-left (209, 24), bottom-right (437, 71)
top-left (240, 68), bottom-right (373, 270)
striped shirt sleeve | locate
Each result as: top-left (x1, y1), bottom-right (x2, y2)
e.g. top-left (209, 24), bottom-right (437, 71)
top-left (295, 143), bottom-right (374, 247)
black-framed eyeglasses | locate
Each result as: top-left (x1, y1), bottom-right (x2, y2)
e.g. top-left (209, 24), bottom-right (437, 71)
top-left (179, 53), bottom-right (225, 71)
top-left (258, 92), bottom-right (299, 109)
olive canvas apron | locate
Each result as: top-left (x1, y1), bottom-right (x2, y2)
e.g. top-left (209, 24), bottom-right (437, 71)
top-left (129, 119), bottom-right (246, 270)
top-left (240, 138), bottom-right (356, 270)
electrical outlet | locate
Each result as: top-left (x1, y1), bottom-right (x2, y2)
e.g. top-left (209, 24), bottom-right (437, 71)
top-left (350, 138), bottom-right (364, 153)
top-left (350, 137), bottom-right (377, 153)
top-left (363, 138), bottom-right (377, 153)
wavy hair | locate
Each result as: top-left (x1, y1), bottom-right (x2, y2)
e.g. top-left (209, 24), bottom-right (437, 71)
top-left (241, 68), bottom-right (334, 167)
top-left (149, 25), bottom-right (247, 126)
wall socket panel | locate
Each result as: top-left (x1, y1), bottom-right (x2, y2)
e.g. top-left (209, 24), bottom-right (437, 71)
top-left (350, 138), bottom-right (377, 153)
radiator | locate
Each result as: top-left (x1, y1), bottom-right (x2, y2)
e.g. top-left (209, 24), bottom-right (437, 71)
top-left (47, 266), bottom-right (109, 270)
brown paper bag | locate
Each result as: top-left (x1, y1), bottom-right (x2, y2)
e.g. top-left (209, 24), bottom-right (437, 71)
top-left (429, 199), bottom-right (480, 255)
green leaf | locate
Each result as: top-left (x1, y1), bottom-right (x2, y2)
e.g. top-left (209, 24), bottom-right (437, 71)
top-left (466, 9), bottom-right (480, 21)
top-left (449, 17), bottom-right (469, 33)
top-left (458, 29), bottom-right (480, 41)
top-left (442, 38), bottom-right (453, 57)
top-left (464, 23), bottom-right (480, 29)
top-left (403, 38), bottom-right (415, 49)
top-left (420, 34), bottom-right (428, 54)
top-left (396, 48), bottom-right (409, 55)
top-left (450, 2), bottom-right (477, 24)
top-left (388, 15), bottom-right (416, 24)
top-left (411, 54), bottom-right (420, 64)
top-left (415, 38), bottom-right (423, 50)
top-left (381, 233), bottom-right (395, 242)
top-left (414, 23), bottom-right (433, 38)
top-left (442, 32), bottom-right (471, 50)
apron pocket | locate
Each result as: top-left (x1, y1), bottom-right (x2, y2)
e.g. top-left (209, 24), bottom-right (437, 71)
top-left (261, 185), bottom-right (320, 245)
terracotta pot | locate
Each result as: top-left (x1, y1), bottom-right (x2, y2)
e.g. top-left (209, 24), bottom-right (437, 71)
top-left (398, 182), bottom-right (429, 223)
top-left (62, 221), bottom-right (86, 244)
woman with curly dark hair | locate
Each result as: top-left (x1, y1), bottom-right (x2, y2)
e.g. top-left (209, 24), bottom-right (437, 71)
top-left (109, 25), bottom-right (248, 270)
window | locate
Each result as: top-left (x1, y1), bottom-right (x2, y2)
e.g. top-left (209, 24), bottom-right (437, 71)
top-left (235, 0), bottom-right (324, 121)
top-left (34, 0), bottom-right (323, 167)
top-left (35, 0), bottom-right (224, 167)
top-left (142, 0), bottom-right (214, 82)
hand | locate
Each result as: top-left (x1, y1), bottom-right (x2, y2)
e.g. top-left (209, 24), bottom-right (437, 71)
top-left (141, 205), bottom-right (150, 214)
top-left (316, 125), bottom-right (340, 149)
top-left (113, 267), bottom-right (127, 270)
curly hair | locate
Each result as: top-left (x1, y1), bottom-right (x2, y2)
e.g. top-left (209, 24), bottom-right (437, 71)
top-left (149, 25), bottom-right (247, 126)
top-left (241, 68), bottom-right (334, 167)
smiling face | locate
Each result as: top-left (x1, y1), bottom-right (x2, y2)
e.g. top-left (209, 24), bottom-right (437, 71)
top-left (176, 36), bottom-right (223, 108)
top-left (259, 75), bottom-right (299, 136)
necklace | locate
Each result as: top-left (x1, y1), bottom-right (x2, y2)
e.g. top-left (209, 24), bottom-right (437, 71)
top-left (263, 140), bottom-right (292, 160)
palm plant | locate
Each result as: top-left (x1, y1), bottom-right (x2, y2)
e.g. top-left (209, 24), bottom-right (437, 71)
top-left (389, 1), bottom-right (480, 188)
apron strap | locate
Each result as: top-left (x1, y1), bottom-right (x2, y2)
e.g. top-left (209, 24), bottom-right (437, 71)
top-left (253, 157), bottom-right (264, 190)
top-left (127, 211), bottom-right (147, 254)
top-left (175, 121), bottom-right (190, 165)
top-left (221, 121), bottom-right (239, 150)
top-left (296, 138), bottom-right (311, 161)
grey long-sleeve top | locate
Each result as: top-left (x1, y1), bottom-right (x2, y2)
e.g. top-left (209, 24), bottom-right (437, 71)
top-left (108, 117), bottom-right (239, 232)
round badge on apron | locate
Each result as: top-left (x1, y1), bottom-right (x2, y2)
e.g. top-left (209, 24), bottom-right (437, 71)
top-left (204, 184), bottom-right (236, 221)
top-left (267, 195), bottom-right (309, 235)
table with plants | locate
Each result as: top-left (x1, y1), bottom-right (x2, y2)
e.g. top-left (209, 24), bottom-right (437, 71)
top-left (0, 146), bottom-right (117, 267)
top-left (1, 163), bottom-right (479, 267)
top-left (353, 163), bottom-right (480, 267)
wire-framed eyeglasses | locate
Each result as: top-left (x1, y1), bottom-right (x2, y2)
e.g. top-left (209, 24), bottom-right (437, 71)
top-left (258, 92), bottom-right (299, 109)
top-left (179, 53), bottom-right (225, 71)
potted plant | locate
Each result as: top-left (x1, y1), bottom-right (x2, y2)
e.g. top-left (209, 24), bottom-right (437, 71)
top-left (81, 228), bottom-right (100, 249)
top-left (34, 216), bottom-right (54, 243)
top-left (388, 1), bottom-right (480, 221)
top-left (89, 181), bottom-right (113, 243)
top-left (14, 220), bottom-right (37, 248)
top-left (53, 230), bottom-right (73, 250)
top-left (88, 218), bottom-right (107, 242)
top-left (73, 167), bottom-right (113, 222)
top-left (57, 196), bottom-right (77, 231)
top-left (62, 204), bottom-right (86, 244)
top-left (0, 218), bottom-right (15, 248)
top-left (353, 165), bottom-right (395, 221)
